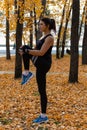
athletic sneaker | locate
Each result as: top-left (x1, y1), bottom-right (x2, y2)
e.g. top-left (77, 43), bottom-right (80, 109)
top-left (33, 115), bottom-right (48, 123)
top-left (21, 72), bottom-right (33, 85)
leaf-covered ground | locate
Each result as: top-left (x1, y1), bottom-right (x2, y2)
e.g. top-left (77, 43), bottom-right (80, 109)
top-left (0, 55), bottom-right (87, 130)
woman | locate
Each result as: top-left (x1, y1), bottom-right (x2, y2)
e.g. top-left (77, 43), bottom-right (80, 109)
top-left (19, 17), bottom-right (56, 123)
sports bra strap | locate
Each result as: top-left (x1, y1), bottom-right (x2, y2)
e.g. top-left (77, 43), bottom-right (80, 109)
top-left (44, 34), bottom-right (52, 39)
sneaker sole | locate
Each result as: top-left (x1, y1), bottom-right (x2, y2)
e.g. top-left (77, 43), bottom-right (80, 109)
top-left (33, 119), bottom-right (49, 124)
top-left (39, 120), bottom-right (49, 124)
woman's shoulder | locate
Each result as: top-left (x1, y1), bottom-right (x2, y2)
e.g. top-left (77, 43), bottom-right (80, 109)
top-left (46, 34), bottom-right (54, 39)
top-left (45, 34), bottom-right (54, 46)
top-left (46, 35), bottom-right (54, 41)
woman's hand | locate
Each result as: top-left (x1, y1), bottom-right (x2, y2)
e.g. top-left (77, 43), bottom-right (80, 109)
top-left (18, 45), bottom-right (30, 55)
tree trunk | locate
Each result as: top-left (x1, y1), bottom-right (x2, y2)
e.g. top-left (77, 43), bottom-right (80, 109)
top-left (35, 0), bottom-right (46, 41)
top-left (29, 11), bottom-right (33, 48)
top-left (69, 0), bottom-right (80, 83)
top-left (34, 7), bottom-right (38, 43)
top-left (15, 1), bottom-right (24, 79)
top-left (82, 2), bottom-right (87, 64)
top-left (6, 3), bottom-right (11, 60)
top-left (78, 6), bottom-right (85, 40)
top-left (41, 0), bottom-right (46, 17)
top-left (30, 29), bottom-right (33, 48)
top-left (61, 5), bottom-right (72, 57)
top-left (56, 0), bottom-right (67, 59)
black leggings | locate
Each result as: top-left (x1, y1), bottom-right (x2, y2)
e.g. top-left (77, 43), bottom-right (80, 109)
top-left (23, 53), bottom-right (51, 113)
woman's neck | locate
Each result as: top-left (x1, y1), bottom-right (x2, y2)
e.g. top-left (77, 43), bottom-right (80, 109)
top-left (44, 32), bottom-right (50, 36)
top-left (44, 31), bottom-right (51, 36)
top-left (39, 31), bottom-right (51, 40)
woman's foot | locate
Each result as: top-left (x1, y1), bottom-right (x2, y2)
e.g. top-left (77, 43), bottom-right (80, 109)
top-left (21, 72), bottom-right (33, 85)
top-left (33, 115), bottom-right (48, 124)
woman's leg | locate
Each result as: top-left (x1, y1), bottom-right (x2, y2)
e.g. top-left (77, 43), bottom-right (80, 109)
top-left (21, 45), bottom-right (32, 71)
top-left (23, 53), bottom-right (30, 71)
top-left (32, 68), bottom-right (49, 123)
top-left (36, 69), bottom-right (47, 114)
top-left (35, 58), bottom-right (51, 114)
top-left (21, 52), bottom-right (33, 85)
top-left (33, 59), bottom-right (51, 123)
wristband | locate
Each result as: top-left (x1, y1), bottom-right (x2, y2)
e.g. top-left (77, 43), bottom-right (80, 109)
top-left (24, 48), bottom-right (30, 54)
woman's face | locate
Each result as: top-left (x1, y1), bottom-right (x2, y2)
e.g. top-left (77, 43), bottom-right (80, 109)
top-left (39, 20), bottom-right (49, 32)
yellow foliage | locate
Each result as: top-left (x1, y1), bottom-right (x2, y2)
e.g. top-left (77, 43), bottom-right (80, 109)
top-left (0, 0), bottom-right (43, 30)
top-left (0, 23), bottom-right (4, 28)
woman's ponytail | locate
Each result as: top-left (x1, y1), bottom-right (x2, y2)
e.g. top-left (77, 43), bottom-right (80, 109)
top-left (50, 19), bottom-right (56, 33)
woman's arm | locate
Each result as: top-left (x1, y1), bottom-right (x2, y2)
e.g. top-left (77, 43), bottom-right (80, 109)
top-left (29, 36), bottom-right (54, 56)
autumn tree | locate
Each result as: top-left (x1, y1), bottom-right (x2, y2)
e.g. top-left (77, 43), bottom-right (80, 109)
top-left (41, 0), bottom-right (46, 16)
top-left (15, 0), bottom-right (24, 78)
top-left (36, 0), bottom-right (46, 40)
top-left (6, 1), bottom-right (11, 60)
top-left (56, 0), bottom-right (68, 59)
top-left (15, 0), bottom-right (43, 78)
top-left (29, 11), bottom-right (33, 48)
top-left (82, 0), bottom-right (87, 64)
top-left (78, 5), bottom-right (85, 40)
top-left (2, 0), bottom-right (11, 59)
top-left (69, 0), bottom-right (80, 83)
top-left (61, 2), bottom-right (72, 57)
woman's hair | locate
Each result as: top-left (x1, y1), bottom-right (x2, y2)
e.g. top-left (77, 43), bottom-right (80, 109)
top-left (40, 17), bottom-right (56, 33)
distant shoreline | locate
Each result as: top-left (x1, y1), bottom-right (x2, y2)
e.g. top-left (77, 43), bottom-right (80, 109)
top-left (0, 46), bottom-right (82, 57)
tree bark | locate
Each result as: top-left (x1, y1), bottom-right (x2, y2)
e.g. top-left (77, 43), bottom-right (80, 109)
top-left (29, 11), bottom-right (33, 48)
top-left (56, 0), bottom-right (68, 59)
top-left (82, 1), bottom-right (87, 64)
top-left (6, 3), bottom-right (11, 60)
top-left (15, 0), bottom-right (24, 78)
top-left (61, 5), bottom-right (72, 57)
top-left (41, 0), bottom-right (46, 17)
top-left (69, 0), bottom-right (80, 83)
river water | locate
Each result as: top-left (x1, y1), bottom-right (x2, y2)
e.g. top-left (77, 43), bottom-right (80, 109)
top-left (0, 32), bottom-right (82, 57)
